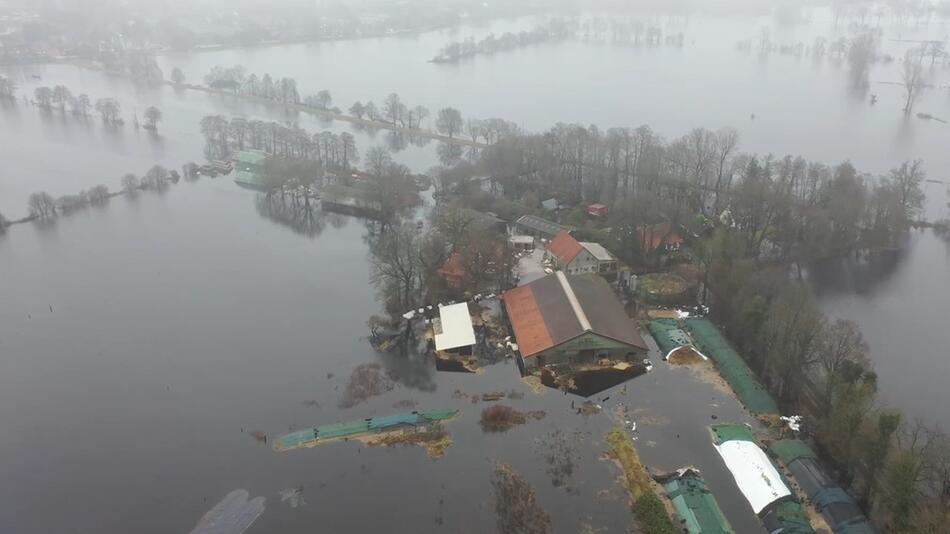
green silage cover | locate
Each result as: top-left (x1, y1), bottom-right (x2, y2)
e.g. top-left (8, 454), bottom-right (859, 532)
top-left (684, 319), bottom-right (779, 415)
top-left (769, 501), bottom-right (815, 533)
top-left (771, 439), bottom-right (817, 466)
top-left (709, 423), bottom-right (755, 445)
top-left (647, 319), bottom-right (693, 355)
top-left (664, 476), bottom-right (735, 534)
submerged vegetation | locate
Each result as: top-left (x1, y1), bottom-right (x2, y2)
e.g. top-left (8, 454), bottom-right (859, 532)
top-left (604, 428), bottom-right (678, 534)
top-left (479, 405), bottom-right (546, 433)
top-left (490, 462), bottom-right (551, 534)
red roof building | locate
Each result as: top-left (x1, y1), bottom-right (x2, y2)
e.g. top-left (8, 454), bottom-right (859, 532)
top-left (547, 231), bottom-right (584, 266)
top-left (587, 203), bottom-right (609, 218)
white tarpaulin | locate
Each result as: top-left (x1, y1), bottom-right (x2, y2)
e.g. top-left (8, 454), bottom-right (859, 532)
top-left (714, 440), bottom-right (791, 514)
top-left (434, 303), bottom-right (476, 351)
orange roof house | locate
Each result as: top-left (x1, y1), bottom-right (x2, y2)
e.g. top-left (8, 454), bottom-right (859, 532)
top-left (546, 231), bottom-right (584, 266)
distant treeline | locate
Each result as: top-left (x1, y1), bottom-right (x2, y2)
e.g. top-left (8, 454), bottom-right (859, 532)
top-left (0, 77), bottom-right (163, 129)
top-left (431, 19), bottom-right (574, 63)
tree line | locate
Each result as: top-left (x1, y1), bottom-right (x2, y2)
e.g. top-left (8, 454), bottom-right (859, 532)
top-left (19, 164), bottom-right (182, 225)
top-left (431, 120), bottom-right (943, 529)
top-left (4, 81), bottom-right (164, 130)
top-left (432, 19), bottom-right (574, 63)
top-left (198, 64), bottom-right (521, 143)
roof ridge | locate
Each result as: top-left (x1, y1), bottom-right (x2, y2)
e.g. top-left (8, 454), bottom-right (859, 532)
top-left (556, 271), bottom-right (591, 332)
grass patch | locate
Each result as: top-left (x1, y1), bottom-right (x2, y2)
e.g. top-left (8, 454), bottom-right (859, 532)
top-left (636, 273), bottom-right (693, 304)
top-left (605, 428), bottom-right (678, 534)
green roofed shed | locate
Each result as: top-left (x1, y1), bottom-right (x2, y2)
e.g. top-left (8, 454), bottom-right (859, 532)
top-left (662, 471), bottom-right (735, 534)
top-left (685, 318), bottom-right (779, 415)
top-left (772, 439), bottom-right (817, 466)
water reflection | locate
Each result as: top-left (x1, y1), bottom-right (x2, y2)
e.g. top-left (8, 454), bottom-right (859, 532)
top-left (254, 193), bottom-right (326, 237)
top-left (437, 142), bottom-right (464, 166)
top-left (807, 246), bottom-right (905, 297)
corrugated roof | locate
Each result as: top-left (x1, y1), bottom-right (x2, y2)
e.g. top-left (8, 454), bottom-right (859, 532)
top-left (434, 303), bottom-right (476, 351)
top-left (503, 273), bottom-right (647, 358)
top-left (515, 215), bottom-right (567, 237)
top-left (548, 231), bottom-right (584, 266)
top-left (580, 241), bottom-right (615, 261)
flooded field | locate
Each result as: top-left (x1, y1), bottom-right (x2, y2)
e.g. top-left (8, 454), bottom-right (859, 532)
top-left (2, 5), bottom-right (950, 532)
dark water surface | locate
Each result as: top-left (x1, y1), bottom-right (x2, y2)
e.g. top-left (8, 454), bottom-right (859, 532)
top-left (0, 181), bottom-right (765, 533)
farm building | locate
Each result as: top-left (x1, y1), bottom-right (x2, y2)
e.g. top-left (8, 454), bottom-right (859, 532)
top-left (514, 214), bottom-right (569, 240)
top-left (503, 272), bottom-right (648, 387)
top-left (546, 231), bottom-right (618, 277)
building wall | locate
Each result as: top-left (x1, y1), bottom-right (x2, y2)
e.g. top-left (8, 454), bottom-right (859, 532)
top-left (525, 333), bottom-right (644, 370)
top-left (564, 250), bottom-right (599, 274)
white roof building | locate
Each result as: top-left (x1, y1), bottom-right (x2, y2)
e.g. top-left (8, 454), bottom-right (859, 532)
top-left (580, 242), bottom-right (615, 262)
top-left (714, 439), bottom-right (791, 514)
top-left (433, 303), bottom-right (476, 352)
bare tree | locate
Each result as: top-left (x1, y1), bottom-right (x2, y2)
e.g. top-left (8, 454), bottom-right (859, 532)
top-left (383, 93), bottom-right (406, 127)
top-left (436, 107), bottom-right (463, 138)
top-left (94, 98), bottom-right (122, 124)
top-left (52, 85), bottom-right (71, 112)
top-left (349, 101), bottom-right (365, 119)
top-left (316, 90), bottom-right (332, 109)
top-left (142, 165), bottom-right (170, 190)
top-left (889, 159), bottom-right (926, 219)
top-left (171, 67), bottom-right (186, 86)
top-left (0, 75), bottom-right (16, 99)
top-left (28, 192), bottom-right (57, 219)
top-left (121, 174), bottom-right (140, 193)
top-left (901, 47), bottom-right (926, 114)
top-left (34, 86), bottom-right (53, 108)
top-left (143, 106), bottom-right (162, 131)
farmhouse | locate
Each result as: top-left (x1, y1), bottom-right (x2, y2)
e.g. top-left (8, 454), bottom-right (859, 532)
top-left (546, 231), bottom-right (618, 277)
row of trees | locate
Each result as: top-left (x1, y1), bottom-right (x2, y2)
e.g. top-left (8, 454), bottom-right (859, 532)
top-left (474, 122), bottom-right (924, 263)
top-left (199, 115), bottom-right (359, 170)
top-left (199, 64), bottom-right (515, 142)
top-left (27, 85), bottom-right (163, 129)
top-left (25, 165), bottom-right (178, 221)
top-left (432, 19), bottom-right (574, 62)
top-left (203, 65), bottom-right (304, 106)
top-left (706, 230), bottom-right (950, 530)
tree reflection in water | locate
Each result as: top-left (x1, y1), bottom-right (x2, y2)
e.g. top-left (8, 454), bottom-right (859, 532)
top-left (255, 192), bottom-right (328, 238)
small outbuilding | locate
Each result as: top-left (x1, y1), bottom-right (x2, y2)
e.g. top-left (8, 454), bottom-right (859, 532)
top-left (514, 214), bottom-right (569, 240)
top-left (587, 203), bottom-right (609, 218)
top-left (432, 302), bottom-right (478, 373)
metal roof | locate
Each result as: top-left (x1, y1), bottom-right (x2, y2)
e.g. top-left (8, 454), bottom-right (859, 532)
top-left (515, 214), bottom-right (567, 237)
top-left (503, 272), bottom-right (647, 358)
top-left (509, 235), bottom-right (534, 244)
top-left (580, 242), bottom-right (615, 261)
top-left (433, 303), bottom-right (476, 351)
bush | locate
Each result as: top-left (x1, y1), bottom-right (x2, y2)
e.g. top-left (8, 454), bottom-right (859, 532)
top-left (633, 494), bottom-right (678, 534)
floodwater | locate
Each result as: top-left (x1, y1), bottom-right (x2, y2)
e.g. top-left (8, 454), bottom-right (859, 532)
top-left (2, 6), bottom-right (950, 532)
top-left (0, 180), bottom-right (763, 533)
top-left (809, 183), bottom-right (950, 430)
